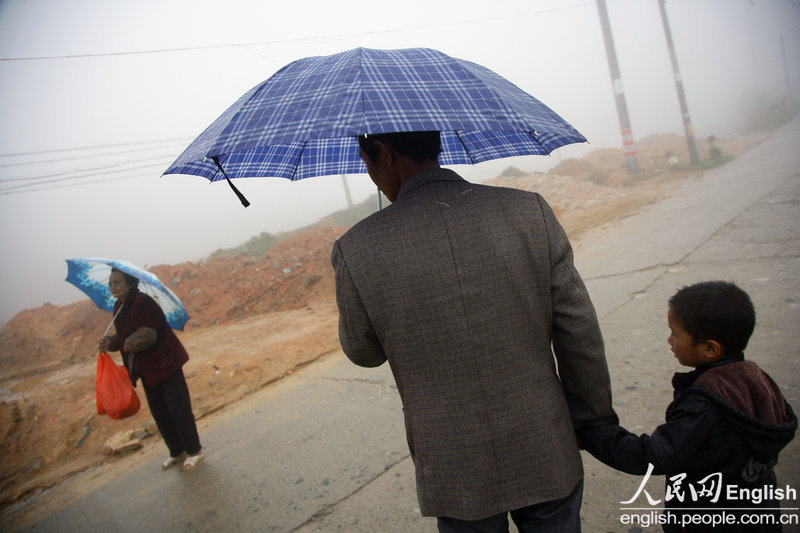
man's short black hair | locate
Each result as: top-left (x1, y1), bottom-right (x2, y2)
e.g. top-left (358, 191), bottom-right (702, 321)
top-left (668, 281), bottom-right (755, 356)
top-left (357, 131), bottom-right (441, 164)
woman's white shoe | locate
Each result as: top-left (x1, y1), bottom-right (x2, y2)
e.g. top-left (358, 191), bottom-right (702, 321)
top-left (183, 451), bottom-right (204, 471)
top-left (161, 452), bottom-right (187, 470)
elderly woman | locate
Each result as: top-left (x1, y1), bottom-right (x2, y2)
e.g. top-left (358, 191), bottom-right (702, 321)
top-left (99, 269), bottom-right (203, 471)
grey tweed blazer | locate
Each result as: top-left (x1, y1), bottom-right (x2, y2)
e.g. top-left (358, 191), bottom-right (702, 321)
top-left (332, 168), bottom-right (616, 520)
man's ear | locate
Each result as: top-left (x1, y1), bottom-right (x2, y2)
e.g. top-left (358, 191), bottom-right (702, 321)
top-left (372, 140), bottom-right (391, 165)
top-left (373, 140), bottom-right (399, 167)
top-left (703, 340), bottom-right (724, 362)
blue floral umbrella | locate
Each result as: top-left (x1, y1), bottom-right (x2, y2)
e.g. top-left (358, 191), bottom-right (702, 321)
top-left (65, 257), bottom-right (190, 331)
top-left (163, 47), bottom-right (586, 206)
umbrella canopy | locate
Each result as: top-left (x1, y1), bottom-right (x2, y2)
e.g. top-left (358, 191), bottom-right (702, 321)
top-left (65, 257), bottom-right (190, 331)
top-left (164, 47), bottom-right (585, 191)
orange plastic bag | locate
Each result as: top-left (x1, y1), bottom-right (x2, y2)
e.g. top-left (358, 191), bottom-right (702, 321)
top-left (96, 351), bottom-right (140, 419)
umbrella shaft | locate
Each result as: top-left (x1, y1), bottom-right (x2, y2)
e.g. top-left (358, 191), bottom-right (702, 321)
top-left (103, 301), bottom-right (124, 338)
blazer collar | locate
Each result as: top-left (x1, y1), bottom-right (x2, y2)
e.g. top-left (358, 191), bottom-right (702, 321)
top-left (396, 168), bottom-right (467, 200)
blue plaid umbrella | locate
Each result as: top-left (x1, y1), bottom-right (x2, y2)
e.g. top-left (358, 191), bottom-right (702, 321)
top-left (65, 258), bottom-right (190, 331)
top-left (163, 47), bottom-right (586, 205)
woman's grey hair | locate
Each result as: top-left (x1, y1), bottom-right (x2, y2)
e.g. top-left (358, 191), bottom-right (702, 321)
top-left (111, 268), bottom-right (140, 289)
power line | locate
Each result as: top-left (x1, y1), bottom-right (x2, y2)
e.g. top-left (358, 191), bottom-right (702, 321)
top-left (0, 3), bottom-right (593, 62)
top-left (0, 171), bottom-right (168, 196)
top-left (0, 161), bottom-right (171, 193)
top-left (0, 145), bottom-right (186, 169)
top-left (0, 140), bottom-right (189, 195)
top-left (1, 42), bottom-right (245, 61)
top-left (0, 137), bottom-right (191, 158)
top-left (0, 153), bottom-right (176, 184)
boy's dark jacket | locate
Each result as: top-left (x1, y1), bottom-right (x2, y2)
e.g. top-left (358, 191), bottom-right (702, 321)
top-left (577, 355), bottom-right (797, 532)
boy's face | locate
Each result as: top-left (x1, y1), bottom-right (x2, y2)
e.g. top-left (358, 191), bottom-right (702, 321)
top-left (667, 309), bottom-right (708, 367)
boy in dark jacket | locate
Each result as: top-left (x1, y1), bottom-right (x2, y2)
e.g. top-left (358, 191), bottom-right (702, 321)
top-left (578, 281), bottom-right (796, 532)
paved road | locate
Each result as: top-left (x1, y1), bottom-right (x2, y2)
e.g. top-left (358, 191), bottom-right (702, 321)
top-left (8, 117), bottom-right (799, 533)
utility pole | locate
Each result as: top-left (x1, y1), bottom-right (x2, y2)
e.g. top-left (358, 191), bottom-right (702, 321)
top-left (340, 174), bottom-right (353, 207)
top-left (780, 35), bottom-right (792, 97)
top-left (658, 0), bottom-right (700, 165)
top-left (597, 0), bottom-right (639, 174)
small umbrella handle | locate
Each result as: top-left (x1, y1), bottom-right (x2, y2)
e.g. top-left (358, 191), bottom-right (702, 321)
top-left (102, 301), bottom-right (124, 338)
top-left (210, 156), bottom-right (250, 208)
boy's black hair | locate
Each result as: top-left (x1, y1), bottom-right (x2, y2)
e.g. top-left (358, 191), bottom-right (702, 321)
top-left (668, 281), bottom-right (755, 356)
top-left (111, 268), bottom-right (140, 290)
top-left (357, 131), bottom-right (441, 164)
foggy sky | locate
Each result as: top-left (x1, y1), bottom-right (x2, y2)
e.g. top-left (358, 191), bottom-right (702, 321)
top-left (1, 0), bottom-right (798, 325)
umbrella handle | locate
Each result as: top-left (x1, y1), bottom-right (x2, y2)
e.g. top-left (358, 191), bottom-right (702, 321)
top-left (211, 156), bottom-right (250, 208)
top-left (102, 301), bottom-right (124, 338)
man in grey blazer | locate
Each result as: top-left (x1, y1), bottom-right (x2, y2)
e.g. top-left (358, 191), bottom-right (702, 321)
top-left (331, 131), bottom-right (617, 532)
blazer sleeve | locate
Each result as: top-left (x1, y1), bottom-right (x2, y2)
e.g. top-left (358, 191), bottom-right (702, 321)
top-left (576, 395), bottom-right (718, 475)
top-left (331, 240), bottom-right (387, 367)
top-left (538, 194), bottom-right (618, 427)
